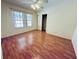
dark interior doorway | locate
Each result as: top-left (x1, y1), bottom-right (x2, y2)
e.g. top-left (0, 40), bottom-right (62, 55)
top-left (42, 14), bottom-right (47, 32)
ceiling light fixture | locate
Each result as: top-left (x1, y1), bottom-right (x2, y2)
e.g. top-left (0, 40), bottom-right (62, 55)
top-left (35, 4), bottom-right (40, 9)
top-left (31, 0), bottom-right (48, 11)
top-left (31, 5), bottom-right (36, 10)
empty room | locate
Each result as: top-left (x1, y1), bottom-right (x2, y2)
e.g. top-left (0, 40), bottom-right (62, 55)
top-left (1, 0), bottom-right (77, 59)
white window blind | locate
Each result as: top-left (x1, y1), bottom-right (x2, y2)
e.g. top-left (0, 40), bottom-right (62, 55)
top-left (27, 14), bottom-right (32, 26)
top-left (11, 10), bottom-right (32, 28)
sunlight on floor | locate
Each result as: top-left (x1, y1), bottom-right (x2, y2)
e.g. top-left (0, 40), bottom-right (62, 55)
top-left (17, 33), bottom-right (33, 49)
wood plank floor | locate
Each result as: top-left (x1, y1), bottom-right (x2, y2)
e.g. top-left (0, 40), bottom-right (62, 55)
top-left (1, 30), bottom-right (76, 59)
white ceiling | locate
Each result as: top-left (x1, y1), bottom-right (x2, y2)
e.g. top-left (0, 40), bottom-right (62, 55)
top-left (2, 0), bottom-right (73, 11)
top-left (2, 0), bottom-right (48, 11)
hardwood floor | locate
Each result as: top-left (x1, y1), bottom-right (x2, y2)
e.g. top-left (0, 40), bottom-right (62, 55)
top-left (1, 30), bottom-right (76, 59)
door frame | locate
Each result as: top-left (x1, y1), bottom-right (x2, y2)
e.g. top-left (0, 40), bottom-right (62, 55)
top-left (41, 14), bottom-right (47, 32)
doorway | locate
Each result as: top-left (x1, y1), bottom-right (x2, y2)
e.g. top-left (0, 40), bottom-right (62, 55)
top-left (42, 14), bottom-right (47, 32)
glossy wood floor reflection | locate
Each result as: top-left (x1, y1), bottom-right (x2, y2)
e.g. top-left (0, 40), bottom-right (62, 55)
top-left (2, 30), bottom-right (76, 59)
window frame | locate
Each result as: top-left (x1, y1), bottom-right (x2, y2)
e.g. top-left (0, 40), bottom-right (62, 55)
top-left (11, 9), bottom-right (33, 28)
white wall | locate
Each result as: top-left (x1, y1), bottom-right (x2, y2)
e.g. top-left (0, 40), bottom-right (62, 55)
top-left (72, 28), bottom-right (77, 55)
top-left (38, 0), bottom-right (76, 39)
top-left (1, 2), bottom-right (38, 38)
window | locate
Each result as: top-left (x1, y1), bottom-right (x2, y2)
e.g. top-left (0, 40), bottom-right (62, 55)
top-left (27, 14), bottom-right (32, 26)
top-left (12, 10), bottom-right (32, 28)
